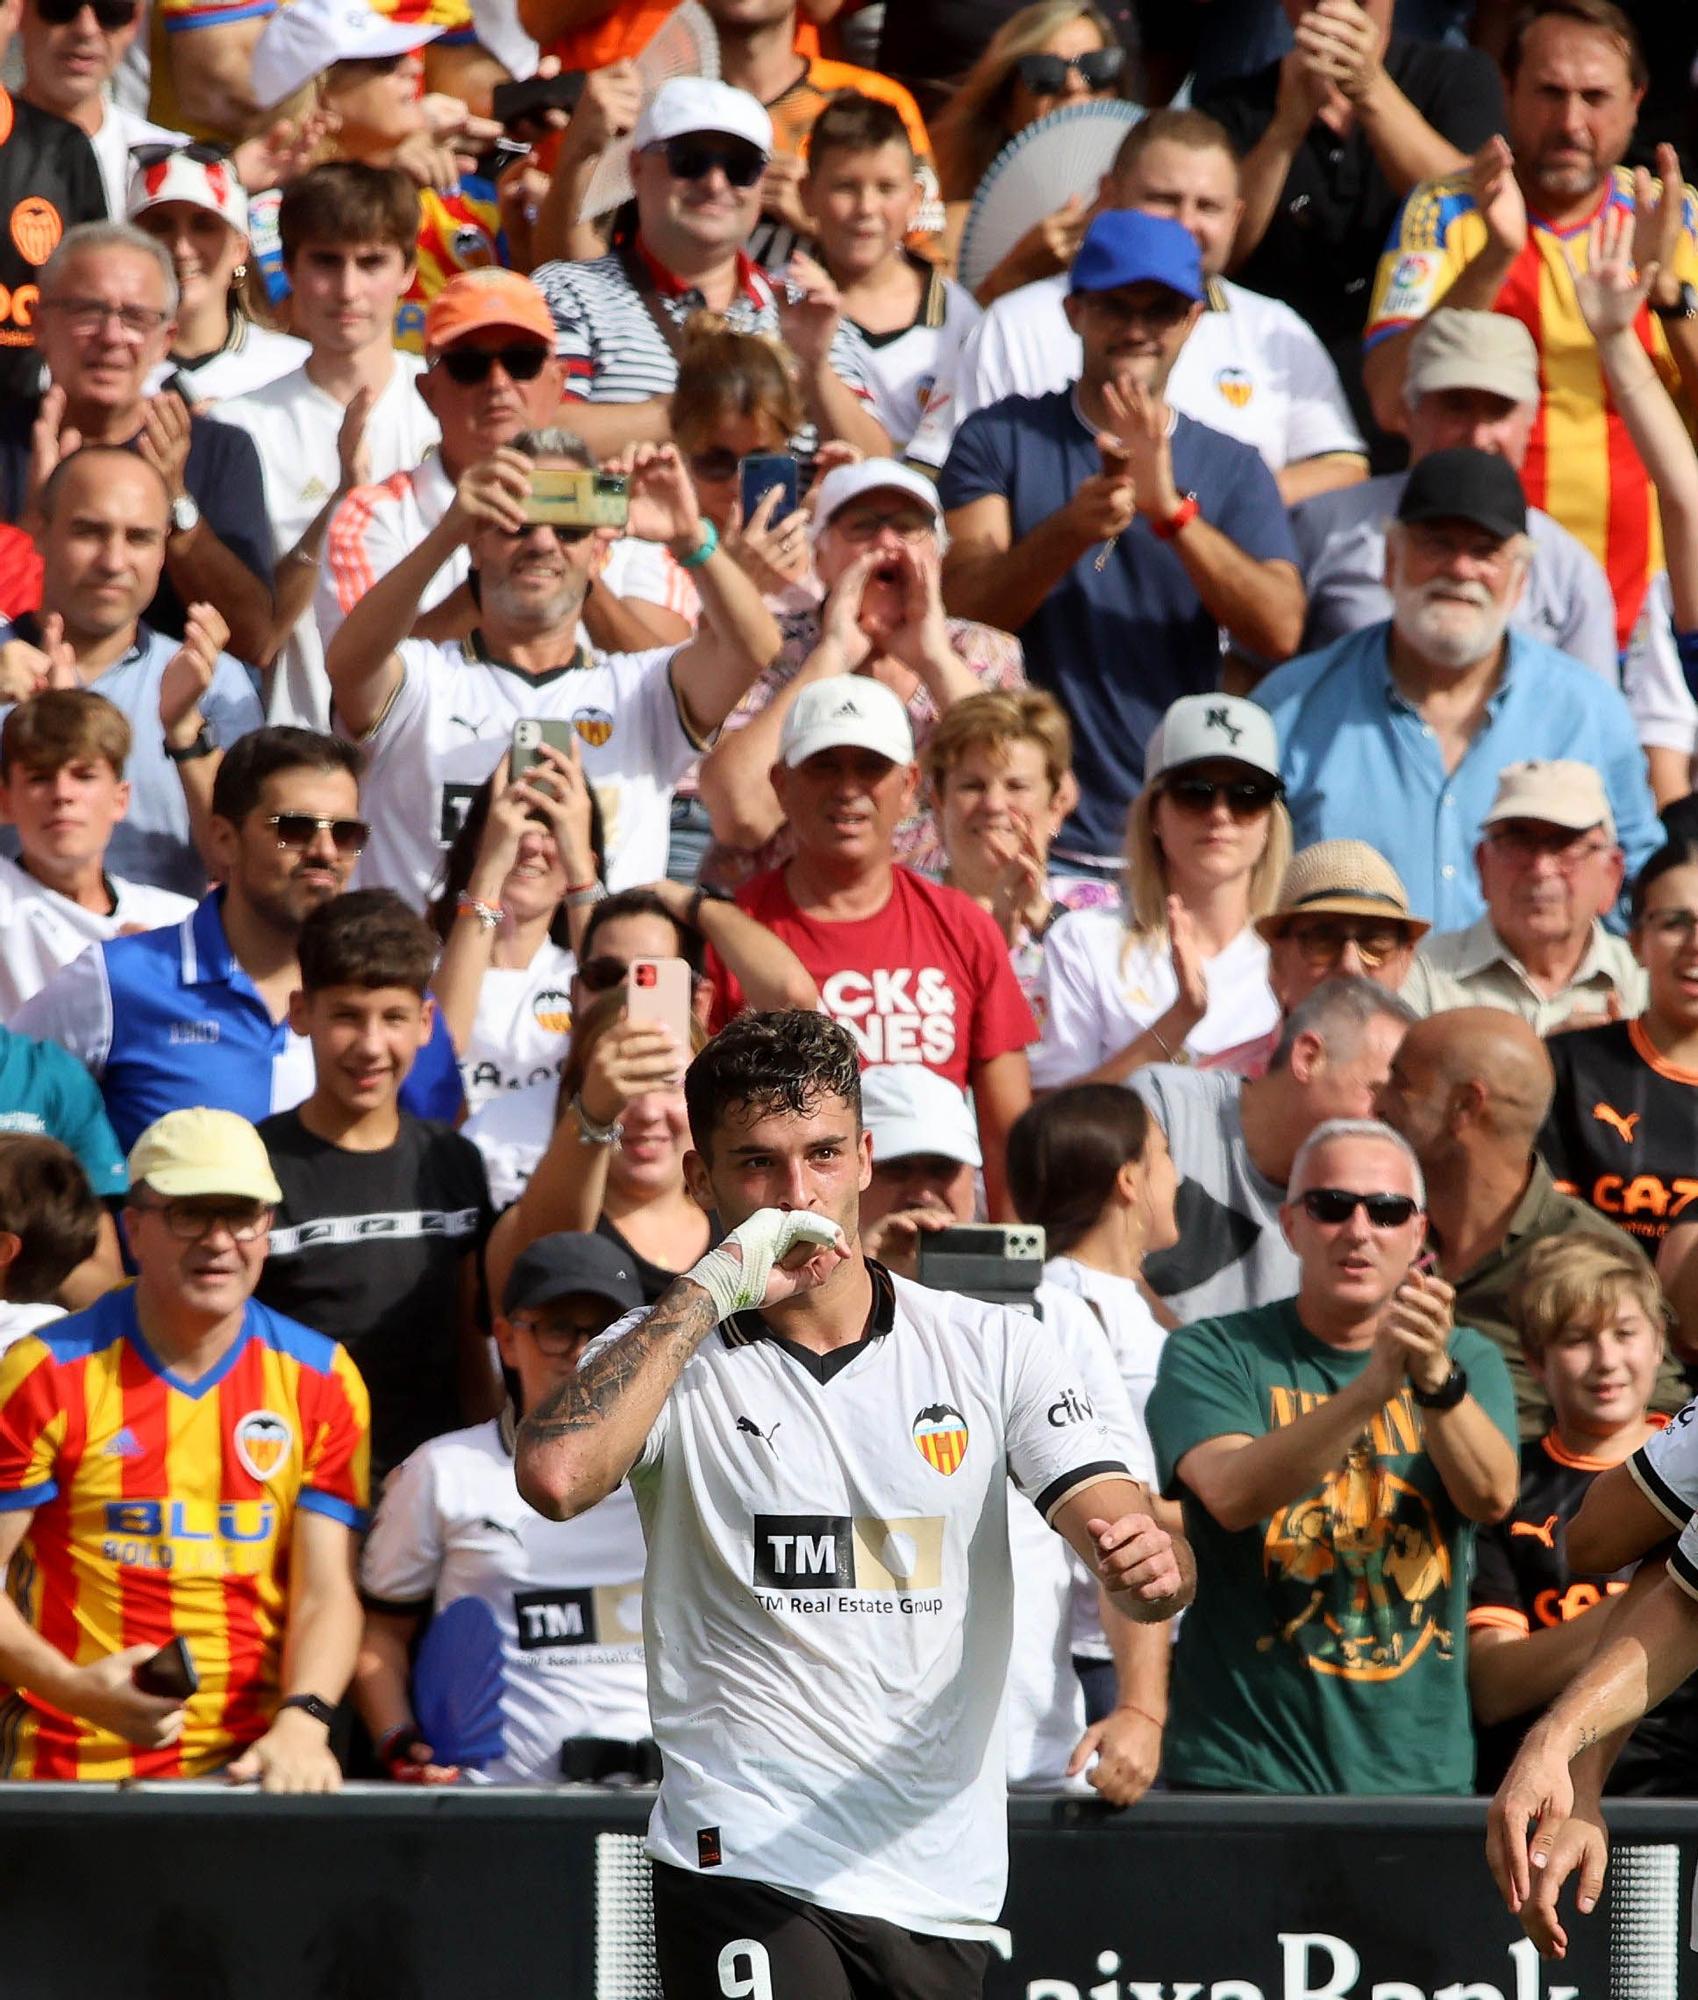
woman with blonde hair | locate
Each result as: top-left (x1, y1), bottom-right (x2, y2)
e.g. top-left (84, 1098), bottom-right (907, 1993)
top-left (932, 0), bottom-right (1135, 301)
top-left (1031, 693), bottom-right (1287, 1086)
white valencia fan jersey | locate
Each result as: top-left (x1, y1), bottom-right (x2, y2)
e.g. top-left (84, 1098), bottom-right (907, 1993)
top-left (613, 1264), bottom-right (1130, 1936)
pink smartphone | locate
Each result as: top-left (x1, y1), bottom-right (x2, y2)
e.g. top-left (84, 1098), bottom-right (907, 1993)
top-left (626, 956), bottom-right (692, 1050)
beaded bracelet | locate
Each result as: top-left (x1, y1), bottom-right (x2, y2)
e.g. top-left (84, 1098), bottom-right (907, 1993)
top-left (456, 894), bottom-right (503, 931)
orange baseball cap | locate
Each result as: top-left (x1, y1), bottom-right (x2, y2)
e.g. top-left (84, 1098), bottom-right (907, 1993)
top-left (425, 269), bottom-right (557, 354)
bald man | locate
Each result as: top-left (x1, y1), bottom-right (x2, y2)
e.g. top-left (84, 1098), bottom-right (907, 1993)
top-left (1376, 1009), bottom-right (1682, 1437)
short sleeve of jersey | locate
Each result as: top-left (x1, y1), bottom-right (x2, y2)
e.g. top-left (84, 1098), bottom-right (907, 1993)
top-left (12, 947), bottom-right (116, 1084)
top-left (1146, 1316), bottom-right (1264, 1497)
top-left (297, 1343), bottom-right (372, 1528)
top-left (607, 643), bottom-right (701, 770)
top-left (1208, 435), bottom-right (1301, 568)
top-left (1000, 1304), bottom-right (1129, 1521)
top-left (936, 404), bottom-right (1016, 514)
top-left (824, 317), bottom-right (877, 402)
top-left (1363, 178), bottom-right (1480, 348)
top-left (0, 1337), bottom-right (67, 1509)
top-left (1267, 309), bottom-right (1367, 464)
top-left (364, 638), bottom-right (440, 748)
top-left (159, 0), bottom-right (274, 30)
top-left (360, 1441), bottom-right (446, 1609)
top-left (1029, 912), bottom-right (1111, 1089)
top-left (1466, 1515), bottom-right (1528, 1631)
top-left (1629, 1399), bottom-right (1698, 1529)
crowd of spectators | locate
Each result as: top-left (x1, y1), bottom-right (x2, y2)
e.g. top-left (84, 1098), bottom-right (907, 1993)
top-left (0, 0), bottom-right (1693, 1832)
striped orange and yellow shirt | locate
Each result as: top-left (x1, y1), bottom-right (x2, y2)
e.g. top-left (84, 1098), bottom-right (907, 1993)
top-left (0, 1289), bottom-right (369, 1782)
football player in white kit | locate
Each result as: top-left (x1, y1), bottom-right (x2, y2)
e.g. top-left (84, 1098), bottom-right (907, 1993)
top-left (517, 1010), bottom-right (1193, 1999)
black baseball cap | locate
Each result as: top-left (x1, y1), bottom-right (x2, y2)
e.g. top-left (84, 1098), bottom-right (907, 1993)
top-left (1396, 446), bottom-right (1527, 542)
top-left (502, 1232), bottom-right (644, 1316)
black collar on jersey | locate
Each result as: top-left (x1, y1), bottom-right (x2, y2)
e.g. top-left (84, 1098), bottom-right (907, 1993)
top-left (720, 1257), bottom-right (897, 1383)
top-left (852, 252), bottom-right (951, 351)
top-left (498, 1402), bottom-right (518, 1457)
top-left (464, 626), bottom-right (590, 687)
top-left (171, 308), bottom-right (252, 372)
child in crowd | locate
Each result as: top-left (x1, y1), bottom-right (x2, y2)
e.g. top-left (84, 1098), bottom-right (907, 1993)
top-left (0, 1134), bottom-right (103, 1353)
top-left (0, 693), bottom-right (196, 1018)
top-left (256, 889), bottom-right (496, 1485)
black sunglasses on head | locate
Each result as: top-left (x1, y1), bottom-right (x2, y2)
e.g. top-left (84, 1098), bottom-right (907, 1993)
top-left (129, 139), bottom-right (229, 169)
top-left (1162, 774), bottom-right (1283, 817)
top-left (1015, 46), bottom-right (1124, 95)
top-left (38, 0), bottom-right (138, 25)
top-left (1300, 1189), bottom-right (1421, 1229)
top-left (575, 954), bottom-right (629, 993)
top-left (660, 136), bottom-right (765, 188)
top-left (437, 344), bottom-right (550, 386)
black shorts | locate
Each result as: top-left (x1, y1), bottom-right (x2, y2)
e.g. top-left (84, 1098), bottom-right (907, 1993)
top-left (651, 1861), bottom-right (993, 2000)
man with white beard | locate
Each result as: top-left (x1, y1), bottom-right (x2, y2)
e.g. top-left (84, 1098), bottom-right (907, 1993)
top-left (1251, 448), bottom-right (1658, 932)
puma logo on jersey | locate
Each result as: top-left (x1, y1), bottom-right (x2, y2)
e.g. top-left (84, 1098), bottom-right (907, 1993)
top-left (1592, 1102), bottom-right (1640, 1143)
top-left (736, 1415), bottom-right (781, 1448)
top-left (477, 1517), bottom-right (524, 1542)
top-left (1510, 1513), bottom-right (1561, 1550)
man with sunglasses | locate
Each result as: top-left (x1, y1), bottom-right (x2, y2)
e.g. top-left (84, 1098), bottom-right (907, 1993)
top-left (1147, 1115), bottom-right (1517, 1796)
top-left (531, 78), bottom-right (890, 462)
top-left (0, 1105), bottom-right (371, 1788)
top-left (940, 210), bottom-right (1304, 878)
top-left (14, 726), bottom-right (462, 1151)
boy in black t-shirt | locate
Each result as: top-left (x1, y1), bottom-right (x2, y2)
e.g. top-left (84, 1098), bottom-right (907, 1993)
top-left (1467, 1234), bottom-right (1698, 1795)
top-left (258, 891), bottom-right (496, 1483)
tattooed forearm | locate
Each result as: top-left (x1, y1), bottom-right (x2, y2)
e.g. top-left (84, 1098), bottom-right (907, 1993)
top-left (518, 1278), bottom-right (718, 1450)
top-left (1575, 1724), bottom-right (1598, 1755)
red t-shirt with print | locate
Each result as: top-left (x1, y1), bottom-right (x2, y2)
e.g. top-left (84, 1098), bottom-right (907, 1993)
top-left (707, 866), bottom-right (1037, 1090)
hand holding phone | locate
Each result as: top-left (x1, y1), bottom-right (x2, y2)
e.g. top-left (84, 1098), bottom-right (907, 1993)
top-left (132, 1635), bottom-right (199, 1701)
top-left (739, 452), bottom-right (799, 528)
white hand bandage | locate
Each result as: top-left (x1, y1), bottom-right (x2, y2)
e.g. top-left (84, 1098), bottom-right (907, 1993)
top-left (686, 1209), bottom-right (843, 1322)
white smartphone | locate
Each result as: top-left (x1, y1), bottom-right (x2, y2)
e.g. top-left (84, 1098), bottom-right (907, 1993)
top-left (626, 956), bottom-right (693, 1052)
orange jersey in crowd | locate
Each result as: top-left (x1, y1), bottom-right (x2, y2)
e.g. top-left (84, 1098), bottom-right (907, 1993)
top-left (0, 1289), bottom-right (369, 1782)
top-left (535, 1), bottom-right (818, 72)
top-left (1366, 166), bottom-right (1698, 649)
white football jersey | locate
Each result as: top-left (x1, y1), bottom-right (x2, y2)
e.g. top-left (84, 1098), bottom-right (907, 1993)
top-left (612, 1263), bottom-right (1130, 1935)
top-left (348, 637), bottom-right (700, 908)
top-left (361, 1415), bottom-right (650, 1784)
top-left (1629, 1397), bottom-right (1698, 1529)
top-left (460, 939), bottom-right (578, 1115)
top-left (0, 855), bottom-right (195, 1021)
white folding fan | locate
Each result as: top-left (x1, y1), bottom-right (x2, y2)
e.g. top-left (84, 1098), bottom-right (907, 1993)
top-left (957, 98), bottom-right (1145, 298)
top-left (578, 1), bottom-right (722, 222)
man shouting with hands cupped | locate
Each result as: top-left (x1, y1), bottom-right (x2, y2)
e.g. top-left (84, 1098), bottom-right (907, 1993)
top-left (516, 1009), bottom-right (1190, 2000)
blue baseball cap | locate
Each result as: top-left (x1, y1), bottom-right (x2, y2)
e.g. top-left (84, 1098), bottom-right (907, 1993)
top-left (1068, 211), bottom-right (1204, 302)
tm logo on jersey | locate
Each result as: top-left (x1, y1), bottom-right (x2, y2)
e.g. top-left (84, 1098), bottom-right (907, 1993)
top-left (752, 1513), bottom-right (944, 1613)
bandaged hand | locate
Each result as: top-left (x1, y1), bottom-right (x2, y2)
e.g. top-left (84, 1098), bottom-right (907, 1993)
top-left (686, 1210), bottom-right (850, 1321)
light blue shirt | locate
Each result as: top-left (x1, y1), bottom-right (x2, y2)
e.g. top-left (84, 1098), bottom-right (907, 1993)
top-left (1252, 624), bottom-right (1660, 932)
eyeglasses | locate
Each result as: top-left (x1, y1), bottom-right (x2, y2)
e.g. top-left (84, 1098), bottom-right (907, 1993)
top-left (1300, 1188), bottom-right (1422, 1228)
top-left (660, 136), bottom-right (766, 188)
top-left (1485, 824), bottom-right (1609, 868)
top-left (1162, 775), bottom-right (1283, 817)
top-left (1285, 920), bottom-right (1408, 970)
top-left (264, 813), bottom-right (370, 855)
top-left (37, 0), bottom-right (138, 25)
top-left (508, 1312), bottom-right (606, 1352)
top-left (436, 344), bottom-right (550, 386)
top-left (1402, 523), bottom-right (1518, 569)
top-left (830, 509), bottom-right (936, 545)
top-left (130, 140), bottom-right (229, 169)
top-left (688, 447), bottom-right (742, 484)
top-left (1640, 908), bottom-right (1698, 942)
top-left (130, 1198), bottom-right (273, 1243)
top-left (41, 296), bottom-right (168, 340)
top-left (1081, 288), bottom-right (1194, 330)
top-left (1014, 46), bottom-right (1124, 94)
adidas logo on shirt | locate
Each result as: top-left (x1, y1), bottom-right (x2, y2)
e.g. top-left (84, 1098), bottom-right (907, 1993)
top-left (102, 1427), bottom-right (143, 1459)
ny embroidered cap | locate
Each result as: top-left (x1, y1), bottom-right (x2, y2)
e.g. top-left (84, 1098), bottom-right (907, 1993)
top-left (1144, 693), bottom-right (1281, 784)
top-left (1396, 446), bottom-right (1527, 541)
top-left (632, 77), bottom-right (773, 157)
top-left (502, 1231), bottom-right (645, 1317)
top-left (861, 1064), bottom-right (982, 1170)
top-left (126, 149), bottom-right (248, 235)
top-left (1068, 210), bottom-right (1204, 302)
top-left (128, 1108), bottom-right (283, 1205)
top-left (1256, 840), bottom-right (1429, 941)
top-left (809, 457), bottom-right (943, 545)
top-left (780, 674), bottom-right (915, 768)
top-left (1406, 308), bottom-right (1539, 409)
top-left (425, 268), bottom-right (557, 353)
top-left (1482, 759), bottom-right (1615, 838)
top-left (251, 0), bottom-right (444, 110)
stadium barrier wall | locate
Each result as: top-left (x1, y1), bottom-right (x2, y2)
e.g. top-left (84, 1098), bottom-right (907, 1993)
top-left (0, 1790), bottom-right (1687, 1998)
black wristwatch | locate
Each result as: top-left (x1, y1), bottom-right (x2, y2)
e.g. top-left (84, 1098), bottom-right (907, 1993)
top-left (163, 723), bottom-right (216, 764)
top-left (1653, 281), bottom-right (1698, 323)
top-left (1412, 1363), bottom-right (1469, 1412)
top-left (685, 882), bottom-right (732, 929)
top-left (278, 1692), bottom-right (336, 1729)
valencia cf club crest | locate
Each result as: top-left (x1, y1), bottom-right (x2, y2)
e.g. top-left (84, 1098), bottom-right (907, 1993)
top-left (532, 987), bottom-right (573, 1035)
top-left (233, 1410), bottom-right (293, 1482)
top-left (912, 1403), bottom-right (969, 1476)
top-left (9, 196), bottom-right (62, 267)
top-left (572, 707), bottom-right (614, 747)
top-left (1214, 366), bottom-right (1253, 409)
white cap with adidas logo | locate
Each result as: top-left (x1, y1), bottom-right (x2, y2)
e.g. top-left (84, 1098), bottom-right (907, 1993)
top-left (779, 675), bottom-right (916, 770)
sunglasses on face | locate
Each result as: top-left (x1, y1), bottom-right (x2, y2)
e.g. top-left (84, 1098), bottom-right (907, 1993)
top-left (504, 519), bottom-right (596, 546)
top-left (1162, 775), bottom-right (1283, 817)
top-left (575, 954), bottom-right (630, 992)
top-left (660, 136), bottom-right (766, 188)
top-left (1286, 921), bottom-right (1405, 970)
top-left (265, 812), bottom-right (370, 856)
top-left (130, 140), bottom-right (229, 169)
top-left (1014, 46), bottom-right (1124, 95)
top-left (37, 0), bottom-right (138, 26)
top-left (436, 344), bottom-right (550, 387)
top-left (1300, 1188), bottom-right (1422, 1228)
top-left (688, 447), bottom-right (742, 484)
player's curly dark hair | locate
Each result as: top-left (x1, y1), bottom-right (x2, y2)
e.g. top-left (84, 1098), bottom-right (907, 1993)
top-left (685, 1011), bottom-right (862, 1158)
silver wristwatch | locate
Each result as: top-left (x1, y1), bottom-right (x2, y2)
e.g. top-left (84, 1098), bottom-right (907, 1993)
top-left (170, 492), bottom-right (201, 536)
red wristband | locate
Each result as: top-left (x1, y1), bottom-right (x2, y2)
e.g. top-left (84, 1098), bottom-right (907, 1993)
top-left (1152, 494), bottom-right (1200, 542)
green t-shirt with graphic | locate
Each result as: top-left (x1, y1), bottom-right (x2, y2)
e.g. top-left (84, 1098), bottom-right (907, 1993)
top-left (1147, 1298), bottom-right (1517, 1795)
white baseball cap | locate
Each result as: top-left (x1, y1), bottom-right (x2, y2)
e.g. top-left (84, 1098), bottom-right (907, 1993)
top-left (810, 458), bottom-right (943, 544)
top-left (779, 675), bottom-right (915, 769)
top-left (861, 1065), bottom-right (982, 1170)
top-left (126, 149), bottom-right (249, 235)
top-left (631, 77), bottom-right (773, 157)
top-left (1144, 693), bottom-right (1281, 785)
top-left (252, 0), bottom-right (444, 111)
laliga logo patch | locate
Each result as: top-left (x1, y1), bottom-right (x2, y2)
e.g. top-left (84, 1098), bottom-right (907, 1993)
top-left (1215, 366), bottom-right (1253, 409)
top-left (234, 1410), bottom-right (293, 1482)
top-left (912, 1402), bottom-right (969, 1476)
top-left (10, 197), bottom-right (62, 267)
top-left (532, 987), bottom-right (573, 1035)
top-left (573, 708), bottom-right (613, 747)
